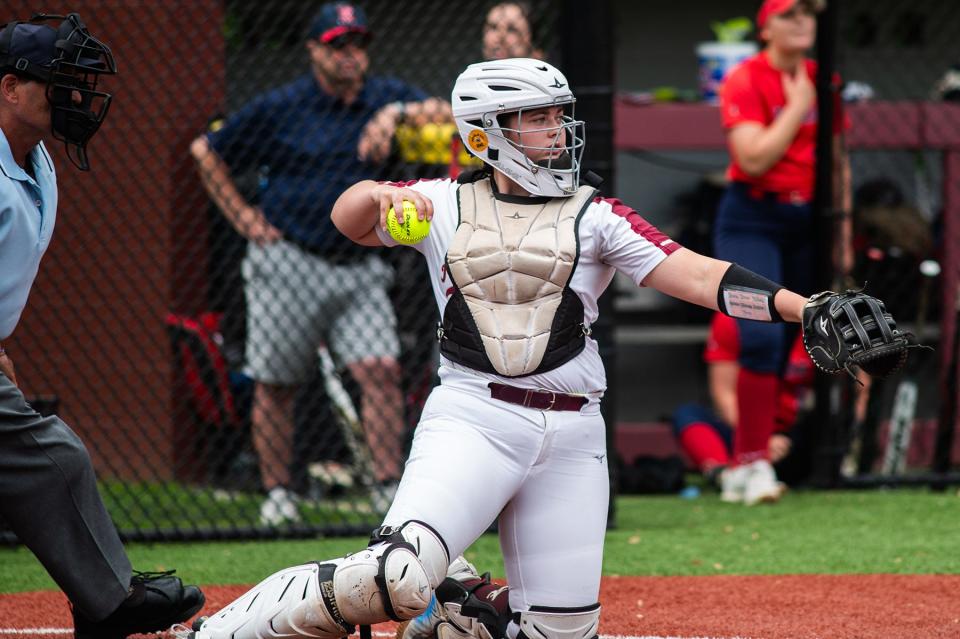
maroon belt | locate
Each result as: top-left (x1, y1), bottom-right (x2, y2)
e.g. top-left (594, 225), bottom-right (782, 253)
top-left (488, 382), bottom-right (587, 411)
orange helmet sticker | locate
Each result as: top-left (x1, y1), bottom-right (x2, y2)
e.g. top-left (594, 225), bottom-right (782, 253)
top-left (467, 129), bottom-right (489, 153)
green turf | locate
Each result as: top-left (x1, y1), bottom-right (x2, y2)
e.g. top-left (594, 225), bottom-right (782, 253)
top-left (606, 488), bottom-right (960, 575)
top-left (98, 480), bottom-right (378, 531)
top-left (1, 489), bottom-right (958, 594)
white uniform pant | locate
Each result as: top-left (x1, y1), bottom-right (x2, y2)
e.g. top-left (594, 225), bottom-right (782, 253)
top-left (384, 381), bottom-right (609, 612)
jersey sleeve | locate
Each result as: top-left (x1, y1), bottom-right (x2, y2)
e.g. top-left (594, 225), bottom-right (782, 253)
top-left (704, 312), bottom-right (739, 363)
top-left (720, 64), bottom-right (767, 129)
top-left (591, 197), bottom-right (681, 286)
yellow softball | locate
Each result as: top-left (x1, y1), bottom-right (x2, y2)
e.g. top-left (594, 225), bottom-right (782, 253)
top-left (386, 201), bottom-right (430, 245)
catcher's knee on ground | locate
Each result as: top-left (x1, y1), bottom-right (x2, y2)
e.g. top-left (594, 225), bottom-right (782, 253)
top-left (194, 521), bottom-right (449, 639)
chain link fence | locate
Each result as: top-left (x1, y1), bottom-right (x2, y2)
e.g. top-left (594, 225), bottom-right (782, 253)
top-left (2, 0), bottom-right (959, 544)
top-left (834, 0), bottom-right (960, 482)
top-left (1, 0), bottom-right (559, 541)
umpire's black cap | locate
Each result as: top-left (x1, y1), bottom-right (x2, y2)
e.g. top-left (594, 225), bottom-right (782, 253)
top-left (0, 21), bottom-right (104, 80)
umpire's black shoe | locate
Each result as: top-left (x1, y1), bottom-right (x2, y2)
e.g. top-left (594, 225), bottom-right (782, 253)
top-left (73, 569), bottom-right (205, 639)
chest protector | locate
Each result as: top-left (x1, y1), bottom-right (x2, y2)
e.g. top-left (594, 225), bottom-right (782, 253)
top-left (440, 177), bottom-right (597, 377)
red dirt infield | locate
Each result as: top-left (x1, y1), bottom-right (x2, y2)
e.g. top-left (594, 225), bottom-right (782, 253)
top-left (1, 574), bottom-right (959, 639)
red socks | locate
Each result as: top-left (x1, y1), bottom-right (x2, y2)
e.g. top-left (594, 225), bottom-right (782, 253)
top-left (734, 369), bottom-right (779, 465)
top-left (680, 422), bottom-right (731, 471)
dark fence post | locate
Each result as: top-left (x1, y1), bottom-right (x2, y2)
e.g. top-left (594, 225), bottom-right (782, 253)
top-left (559, 0), bottom-right (617, 524)
top-left (810, 0), bottom-right (848, 487)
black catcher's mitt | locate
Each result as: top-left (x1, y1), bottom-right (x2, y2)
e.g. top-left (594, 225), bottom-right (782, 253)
top-left (802, 289), bottom-right (918, 378)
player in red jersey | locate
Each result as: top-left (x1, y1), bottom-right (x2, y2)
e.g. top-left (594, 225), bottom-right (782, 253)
top-left (713, 0), bottom-right (851, 502)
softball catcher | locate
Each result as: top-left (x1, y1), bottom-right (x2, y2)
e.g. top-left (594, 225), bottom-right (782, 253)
top-left (188, 57), bottom-right (914, 639)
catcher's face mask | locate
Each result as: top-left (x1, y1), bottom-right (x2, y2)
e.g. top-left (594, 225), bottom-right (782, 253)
top-left (0, 13), bottom-right (117, 170)
top-left (452, 58), bottom-right (586, 197)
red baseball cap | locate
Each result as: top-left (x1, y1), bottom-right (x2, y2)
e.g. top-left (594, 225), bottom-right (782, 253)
top-left (756, 0), bottom-right (824, 30)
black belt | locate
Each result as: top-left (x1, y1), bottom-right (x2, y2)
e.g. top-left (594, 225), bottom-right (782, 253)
top-left (488, 382), bottom-right (588, 411)
top-left (286, 238), bottom-right (366, 265)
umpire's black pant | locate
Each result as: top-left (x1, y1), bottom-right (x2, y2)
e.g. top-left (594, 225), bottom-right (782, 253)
top-left (0, 371), bottom-right (131, 620)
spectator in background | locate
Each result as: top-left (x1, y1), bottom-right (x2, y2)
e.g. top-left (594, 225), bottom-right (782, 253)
top-left (713, 0), bottom-right (851, 503)
top-left (672, 313), bottom-right (814, 503)
top-left (0, 14), bottom-right (204, 637)
top-left (190, 2), bottom-right (449, 524)
top-left (482, 1), bottom-right (544, 61)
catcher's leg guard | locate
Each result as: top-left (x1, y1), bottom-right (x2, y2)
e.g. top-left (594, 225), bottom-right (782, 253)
top-left (192, 562), bottom-right (350, 639)
top-left (513, 605), bottom-right (601, 639)
top-left (341, 519), bottom-right (450, 621)
top-left (193, 521), bottom-right (448, 639)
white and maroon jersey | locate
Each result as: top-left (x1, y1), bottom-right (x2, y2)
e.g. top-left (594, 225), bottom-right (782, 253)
top-left (376, 177), bottom-right (680, 396)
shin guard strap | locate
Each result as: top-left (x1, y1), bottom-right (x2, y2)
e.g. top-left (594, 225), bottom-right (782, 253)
top-left (316, 562), bottom-right (356, 635)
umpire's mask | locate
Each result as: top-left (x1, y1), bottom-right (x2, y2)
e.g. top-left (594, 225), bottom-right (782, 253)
top-left (0, 13), bottom-right (117, 170)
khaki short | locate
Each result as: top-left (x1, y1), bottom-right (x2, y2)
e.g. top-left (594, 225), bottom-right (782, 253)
top-left (242, 240), bottom-right (400, 384)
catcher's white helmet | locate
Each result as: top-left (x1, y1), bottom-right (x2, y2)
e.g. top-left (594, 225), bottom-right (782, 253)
top-left (451, 58), bottom-right (585, 197)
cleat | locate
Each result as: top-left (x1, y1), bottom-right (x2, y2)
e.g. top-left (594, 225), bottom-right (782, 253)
top-left (73, 570), bottom-right (204, 639)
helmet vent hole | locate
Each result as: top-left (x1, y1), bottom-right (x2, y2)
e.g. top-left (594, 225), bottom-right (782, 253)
top-left (488, 85), bottom-right (521, 91)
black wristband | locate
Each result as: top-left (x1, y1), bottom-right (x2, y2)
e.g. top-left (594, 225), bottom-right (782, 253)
top-left (717, 263), bottom-right (785, 322)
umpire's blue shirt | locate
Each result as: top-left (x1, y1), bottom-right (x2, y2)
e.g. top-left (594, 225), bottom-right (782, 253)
top-left (0, 129), bottom-right (57, 341)
top-left (207, 74), bottom-right (425, 254)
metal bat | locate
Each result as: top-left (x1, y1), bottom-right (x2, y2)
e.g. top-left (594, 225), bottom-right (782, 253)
top-left (317, 345), bottom-right (377, 493)
top-left (881, 260), bottom-right (939, 475)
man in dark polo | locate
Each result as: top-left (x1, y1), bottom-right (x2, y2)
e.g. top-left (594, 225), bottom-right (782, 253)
top-left (190, 2), bottom-right (447, 524)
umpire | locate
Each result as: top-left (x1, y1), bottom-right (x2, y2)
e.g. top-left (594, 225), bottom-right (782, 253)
top-left (0, 14), bottom-right (203, 638)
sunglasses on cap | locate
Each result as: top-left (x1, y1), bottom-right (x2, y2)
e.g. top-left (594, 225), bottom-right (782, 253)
top-left (326, 32), bottom-right (371, 50)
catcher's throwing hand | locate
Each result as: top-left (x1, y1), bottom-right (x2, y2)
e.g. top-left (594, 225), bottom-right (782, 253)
top-left (802, 289), bottom-right (921, 379)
